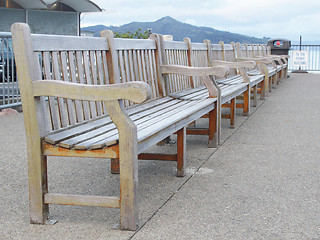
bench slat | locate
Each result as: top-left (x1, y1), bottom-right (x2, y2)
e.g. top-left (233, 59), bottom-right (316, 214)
top-left (93, 98), bottom-right (215, 151)
top-left (52, 51), bottom-right (69, 128)
top-left (59, 99), bottom-right (188, 149)
top-left (68, 51), bottom-right (85, 122)
top-left (75, 99), bottom-right (195, 150)
top-left (44, 193), bottom-right (120, 208)
top-left (76, 51), bottom-right (91, 120)
top-left (42, 51), bottom-right (60, 130)
top-left (45, 97), bottom-right (174, 144)
top-left (138, 98), bottom-right (215, 153)
top-left (32, 35), bottom-right (109, 51)
top-left (61, 51), bottom-right (77, 125)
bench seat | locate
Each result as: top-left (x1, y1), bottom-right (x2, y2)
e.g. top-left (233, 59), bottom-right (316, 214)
top-left (44, 96), bottom-right (216, 152)
top-left (170, 80), bottom-right (247, 104)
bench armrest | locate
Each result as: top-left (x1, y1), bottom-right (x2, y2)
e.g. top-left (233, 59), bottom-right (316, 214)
top-left (161, 65), bottom-right (229, 78)
top-left (161, 65), bottom-right (225, 98)
top-left (236, 57), bottom-right (272, 64)
top-left (211, 60), bottom-right (256, 70)
top-left (270, 54), bottom-right (289, 64)
top-left (32, 80), bottom-right (151, 104)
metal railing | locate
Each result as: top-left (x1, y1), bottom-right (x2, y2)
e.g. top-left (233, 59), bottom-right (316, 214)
top-left (288, 45), bottom-right (320, 72)
top-left (0, 32), bottom-right (20, 110)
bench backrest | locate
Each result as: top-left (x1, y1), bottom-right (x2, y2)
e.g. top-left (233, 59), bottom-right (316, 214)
top-left (12, 24), bottom-right (167, 134)
top-left (12, 23), bottom-right (120, 135)
top-left (256, 45), bottom-right (265, 57)
top-left (245, 44), bottom-right (254, 58)
top-left (159, 38), bottom-right (193, 94)
top-left (186, 40), bottom-right (211, 87)
top-left (235, 42), bottom-right (248, 59)
top-left (266, 45), bottom-right (272, 56)
top-left (111, 34), bottom-right (164, 106)
top-left (214, 42), bottom-right (238, 76)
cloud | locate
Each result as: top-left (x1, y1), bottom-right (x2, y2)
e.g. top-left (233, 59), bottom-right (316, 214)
top-left (81, 0), bottom-right (320, 41)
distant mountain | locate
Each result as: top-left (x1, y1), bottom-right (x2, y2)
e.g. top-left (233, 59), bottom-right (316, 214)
top-left (81, 16), bottom-right (269, 44)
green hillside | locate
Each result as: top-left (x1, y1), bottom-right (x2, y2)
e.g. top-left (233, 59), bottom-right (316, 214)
top-left (82, 16), bottom-right (269, 44)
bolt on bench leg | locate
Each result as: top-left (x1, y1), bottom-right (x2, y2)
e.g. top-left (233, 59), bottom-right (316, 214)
top-left (111, 158), bottom-right (120, 174)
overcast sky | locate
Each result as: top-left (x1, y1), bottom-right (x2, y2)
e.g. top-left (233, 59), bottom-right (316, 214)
top-left (81, 0), bottom-right (320, 42)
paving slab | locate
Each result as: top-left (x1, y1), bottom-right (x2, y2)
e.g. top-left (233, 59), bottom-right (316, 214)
top-left (132, 73), bottom-right (320, 239)
top-left (2, 73), bottom-right (317, 240)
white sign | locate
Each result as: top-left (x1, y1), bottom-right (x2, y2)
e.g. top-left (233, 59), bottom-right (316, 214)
top-left (292, 50), bottom-right (309, 67)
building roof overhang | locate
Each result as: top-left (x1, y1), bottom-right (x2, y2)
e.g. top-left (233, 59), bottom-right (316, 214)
top-left (11, 0), bottom-right (102, 12)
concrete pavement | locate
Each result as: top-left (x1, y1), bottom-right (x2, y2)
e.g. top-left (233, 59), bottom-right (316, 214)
top-left (0, 73), bottom-right (319, 239)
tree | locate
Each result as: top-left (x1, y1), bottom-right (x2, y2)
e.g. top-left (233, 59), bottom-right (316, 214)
top-left (113, 28), bottom-right (149, 39)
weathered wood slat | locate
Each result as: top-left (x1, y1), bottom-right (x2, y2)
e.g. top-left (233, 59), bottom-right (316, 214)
top-left (138, 99), bottom-right (215, 153)
top-left (44, 193), bottom-right (120, 208)
top-left (163, 40), bottom-right (188, 50)
top-left (68, 51), bottom-right (84, 122)
top-left (148, 50), bottom-right (157, 98)
top-left (45, 97), bottom-right (173, 144)
top-left (51, 51), bottom-right (69, 128)
top-left (114, 38), bottom-right (156, 50)
top-left (61, 99), bottom-right (187, 149)
top-left (137, 99), bottom-right (214, 141)
top-left (190, 42), bottom-right (207, 51)
top-left (221, 84), bottom-right (248, 103)
top-left (162, 65), bottom-right (228, 78)
top-left (81, 99), bottom-right (198, 150)
top-left (91, 51), bottom-right (104, 116)
top-left (42, 51), bottom-right (60, 130)
top-left (32, 81), bottom-right (151, 104)
top-left (85, 99), bottom-right (209, 150)
top-left (60, 51), bottom-right (77, 125)
top-left (138, 153), bottom-right (177, 161)
top-left (45, 97), bottom-right (180, 147)
top-left (76, 51), bottom-right (91, 120)
top-left (42, 142), bottom-right (119, 158)
top-left (83, 50), bottom-right (97, 118)
top-left (32, 34), bottom-right (109, 51)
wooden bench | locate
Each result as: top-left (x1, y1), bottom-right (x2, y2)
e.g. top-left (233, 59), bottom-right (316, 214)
top-left (254, 44), bottom-right (284, 84)
top-left (235, 43), bottom-right (277, 95)
top-left (213, 41), bottom-right (265, 108)
top-left (12, 23), bottom-right (227, 230)
top-left (264, 45), bottom-right (289, 79)
top-left (155, 36), bottom-right (258, 145)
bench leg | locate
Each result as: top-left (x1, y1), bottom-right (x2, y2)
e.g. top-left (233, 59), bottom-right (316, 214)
top-left (253, 86), bottom-right (258, 107)
top-left (273, 74), bottom-right (278, 88)
top-left (269, 76), bottom-right (273, 92)
top-left (28, 153), bottom-right (50, 224)
top-left (208, 105), bottom-right (218, 148)
top-left (119, 136), bottom-right (139, 230)
top-left (106, 100), bottom-right (138, 230)
top-left (243, 88), bottom-right (250, 116)
top-left (176, 127), bottom-right (186, 177)
top-left (111, 158), bottom-right (120, 174)
top-left (264, 75), bottom-right (269, 97)
top-left (284, 67), bottom-right (288, 79)
top-left (260, 79), bottom-right (266, 100)
top-left (230, 98), bottom-right (236, 128)
top-left (279, 70), bottom-right (282, 80)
